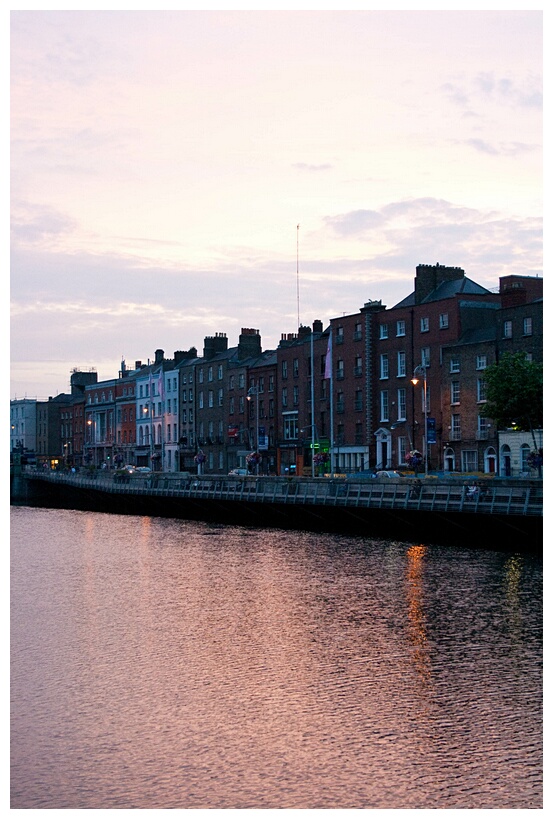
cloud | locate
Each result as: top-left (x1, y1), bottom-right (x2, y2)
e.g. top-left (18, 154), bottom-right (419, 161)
top-left (11, 202), bottom-right (78, 245)
top-left (441, 71), bottom-right (542, 113)
top-left (474, 72), bottom-right (542, 108)
top-left (292, 162), bottom-right (333, 172)
top-left (324, 209), bottom-right (384, 236)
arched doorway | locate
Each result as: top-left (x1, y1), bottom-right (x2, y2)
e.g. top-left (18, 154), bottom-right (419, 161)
top-left (374, 428), bottom-right (391, 469)
top-left (444, 447), bottom-right (455, 472)
top-left (520, 443), bottom-right (530, 475)
top-left (500, 445), bottom-right (512, 477)
top-left (484, 446), bottom-right (496, 475)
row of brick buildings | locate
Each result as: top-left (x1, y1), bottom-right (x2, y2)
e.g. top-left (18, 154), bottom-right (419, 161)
top-left (10, 264), bottom-right (542, 477)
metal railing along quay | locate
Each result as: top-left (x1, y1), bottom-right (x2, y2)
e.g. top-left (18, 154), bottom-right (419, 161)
top-left (22, 470), bottom-right (543, 518)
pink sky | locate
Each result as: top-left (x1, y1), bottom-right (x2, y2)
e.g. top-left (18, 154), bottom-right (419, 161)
top-left (10, 9), bottom-right (542, 398)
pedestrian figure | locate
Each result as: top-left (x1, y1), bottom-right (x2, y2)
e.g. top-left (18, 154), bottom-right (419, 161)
top-left (410, 479), bottom-right (422, 499)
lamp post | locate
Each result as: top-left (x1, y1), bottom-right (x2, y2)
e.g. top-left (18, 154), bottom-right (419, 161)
top-left (411, 365), bottom-right (429, 477)
top-left (86, 416), bottom-right (94, 466)
top-left (247, 386), bottom-right (260, 474)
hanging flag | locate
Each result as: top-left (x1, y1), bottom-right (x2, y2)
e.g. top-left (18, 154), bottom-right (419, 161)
top-left (324, 334), bottom-right (332, 379)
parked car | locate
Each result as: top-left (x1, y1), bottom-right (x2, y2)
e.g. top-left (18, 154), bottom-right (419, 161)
top-left (375, 470), bottom-right (405, 479)
top-left (228, 468), bottom-right (248, 476)
top-left (135, 466), bottom-right (152, 473)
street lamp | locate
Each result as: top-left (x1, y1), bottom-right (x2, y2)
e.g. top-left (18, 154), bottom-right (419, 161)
top-left (86, 417), bottom-right (94, 466)
top-left (247, 386), bottom-right (260, 474)
top-left (411, 365), bottom-right (429, 477)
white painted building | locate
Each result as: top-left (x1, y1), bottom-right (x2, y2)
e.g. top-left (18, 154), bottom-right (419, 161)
top-left (10, 398), bottom-right (37, 456)
top-left (497, 429), bottom-right (543, 477)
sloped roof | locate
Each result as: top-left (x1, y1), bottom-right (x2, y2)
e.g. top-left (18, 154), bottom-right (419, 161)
top-left (392, 276), bottom-right (493, 309)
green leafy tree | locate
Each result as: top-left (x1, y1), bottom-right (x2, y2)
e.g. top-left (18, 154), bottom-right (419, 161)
top-left (481, 351), bottom-right (542, 446)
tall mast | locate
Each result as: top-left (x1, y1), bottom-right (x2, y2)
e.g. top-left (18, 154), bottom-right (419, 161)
top-left (296, 223), bottom-right (300, 331)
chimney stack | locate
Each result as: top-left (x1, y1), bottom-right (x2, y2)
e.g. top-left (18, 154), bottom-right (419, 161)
top-left (237, 328), bottom-right (262, 360)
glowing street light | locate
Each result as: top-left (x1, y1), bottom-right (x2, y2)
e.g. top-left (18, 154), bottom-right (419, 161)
top-left (411, 365), bottom-right (429, 477)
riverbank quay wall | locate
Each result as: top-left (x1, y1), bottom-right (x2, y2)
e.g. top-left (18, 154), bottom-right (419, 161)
top-left (11, 470), bottom-right (542, 551)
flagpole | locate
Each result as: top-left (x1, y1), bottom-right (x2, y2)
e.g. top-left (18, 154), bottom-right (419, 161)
top-left (296, 224), bottom-right (300, 331)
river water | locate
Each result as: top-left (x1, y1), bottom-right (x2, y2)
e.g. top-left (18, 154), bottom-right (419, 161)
top-left (10, 505), bottom-right (542, 809)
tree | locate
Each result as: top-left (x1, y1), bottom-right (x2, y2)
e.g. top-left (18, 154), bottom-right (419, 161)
top-left (481, 351), bottom-right (542, 445)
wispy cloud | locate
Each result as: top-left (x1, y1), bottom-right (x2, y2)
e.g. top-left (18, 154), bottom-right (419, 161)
top-left (293, 162), bottom-right (333, 172)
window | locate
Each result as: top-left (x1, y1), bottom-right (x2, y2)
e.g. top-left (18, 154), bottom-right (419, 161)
top-left (258, 377), bottom-right (264, 393)
top-left (336, 391), bottom-right (344, 413)
top-left (208, 366), bottom-right (213, 382)
top-left (336, 327), bottom-right (344, 344)
top-left (283, 414), bottom-right (298, 440)
top-left (380, 354), bottom-right (389, 379)
top-left (451, 414), bottom-right (461, 440)
top-left (336, 359), bottom-right (345, 380)
top-left (293, 358), bottom-right (299, 377)
top-left (439, 313), bottom-right (449, 329)
top-left (380, 390), bottom-right (389, 422)
top-left (398, 437), bottom-right (407, 465)
top-left (268, 375), bottom-right (274, 392)
top-left (269, 398), bottom-right (274, 417)
top-left (354, 322), bottom-right (362, 341)
top-left (476, 355), bottom-right (487, 370)
top-left (282, 361), bottom-right (288, 379)
top-left (199, 391), bottom-right (204, 409)
top-left (477, 378), bottom-right (486, 403)
top-left (396, 320), bottom-right (405, 337)
top-left (450, 381), bottom-right (460, 404)
top-left (229, 397), bottom-right (235, 414)
top-left (421, 348), bottom-right (430, 368)
top-left (354, 355), bottom-right (362, 377)
top-left (397, 388), bottom-right (406, 420)
top-left (218, 388), bottom-right (224, 406)
top-left (420, 317), bottom-right (429, 333)
top-left (282, 388), bottom-right (288, 407)
top-left (503, 320), bottom-right (513, 338)
top-left (450, 358), bottom-right (460, 373)
top-left (208, 390), bottom-right (214, 408)
top-left (523, 317), bottom-right (533, 336)
top-left (461, 450), bottom-right (478, 472)
top-left (239, 373), bottom-right (245, 388)
top-left (478, 417), bottom-right (489, 439)
top-left (199, 369), bottom-right (204, 383)
top-left (380, 324), bottom-right (389, 340)
top-left (218, 365), bottom-right (223, 380)
top-left (229, 375), bottom-right (235, 389)
top-left (355, 389), bottom-right (363, 411)
top-left (397, 351), bottom-right (406, 378)
top-left (293, 385), bottom-right (299, 406)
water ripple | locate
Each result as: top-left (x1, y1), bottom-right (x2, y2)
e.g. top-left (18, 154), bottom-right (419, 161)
top-left (11, 507), bottom-right (542, 809)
